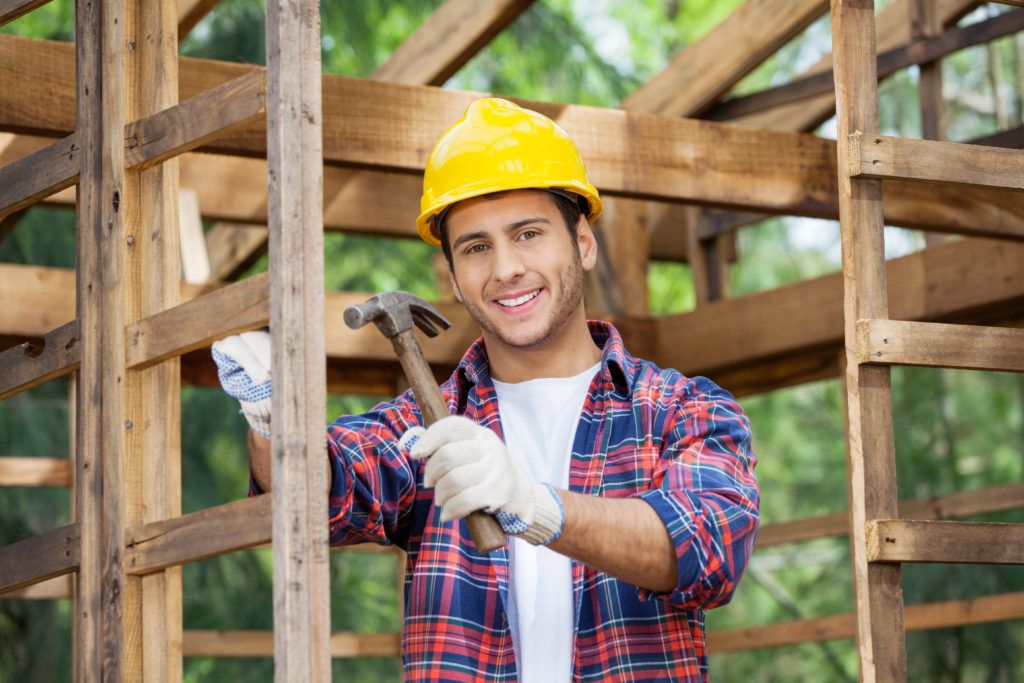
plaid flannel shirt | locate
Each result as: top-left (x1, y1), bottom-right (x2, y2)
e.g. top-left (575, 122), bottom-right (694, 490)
top-left (265, 321), bottom-right (758, 681)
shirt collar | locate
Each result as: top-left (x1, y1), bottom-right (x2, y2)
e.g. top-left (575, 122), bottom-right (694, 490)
top-left (455, 320), bottom-right (637, 400)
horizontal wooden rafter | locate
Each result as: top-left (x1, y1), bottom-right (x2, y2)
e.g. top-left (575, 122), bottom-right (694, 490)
top-left (124, 495), bottom-right (272, 576)
top-left (182, 630), bottom-right (401, 658)
top-left (856, 319), bottom-right (1024, 372)
top-left (2, 35), bottom-right (1022, 240)
top-left (705, 8), bottom-right (1024, 121)
top-left (0, 133), bottom-right (79, 219)
top-left (757, 481), bottom-right (1024, 549)
top-left (0, 456), bottom-right (71, 486)
top-left (849, 133), bottom-right (1024, 193)
top-left (0, 319), bottom-right (80, 401)
top-left (708, 590), bottom-right (1024, 653)
top-left (868, 520), bottom-right (1024, 564)
top-left (0, 522), bottom-right (79, 595)
top-left (0, 0), bottom-right (50, 28)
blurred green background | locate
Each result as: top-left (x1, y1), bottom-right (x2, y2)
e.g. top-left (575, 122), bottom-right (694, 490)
top-left (2, 1), bottom-right (1023, 680)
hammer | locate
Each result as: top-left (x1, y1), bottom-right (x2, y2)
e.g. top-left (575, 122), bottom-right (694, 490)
top-left (344, 291), bottom-right (507, 554)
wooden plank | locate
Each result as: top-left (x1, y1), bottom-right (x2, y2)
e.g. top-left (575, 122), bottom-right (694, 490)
top-left (708, 591), bottom-right (1024, 653)
top-left (621, 0), bottom-right (829, 117)
top-left (734, 0), bottom-right (981, 132)
top-left (0, 574), bottom-right (72, 600)
top-left (857, 319), bottom-right (1024, 372)
top-left (757, 482), bottom-right (1024, 549)
top-left (910, 0), bottom-right (945, 143)
top-left (832, 2), bottom-right (907, 681)
top-left (0, 0), bottom-right (50, 27)
top-left (869, 520), bottom-right (1024, 564)
top-left (850, 133), bottom-right (1024, 193)
top-left (704, 8), bottom-right (1024, 121)
top-left (0, 319), bottom-right (80, 401)
top-left (181, 630), bottom-right (401, 658)
top-left (3, 37), bottom-right (1023, 239)
top-left (0, 523), bottom-right (80, 595)
top-left (124, 495), bottom-right (272, 575)
top-left (177, 0), bottom-right (220, 39)
top-left (125, 273), bottom-right (269, 369)
top-left (266, 0), bottom-right (331, 679)
top-left (0, 456), bottom-right (71, 486)
top-left (178, 189), bottom-right (212, 284)
top-left (371, 0), bottom-right (533, 85)
top-left (0, 133), bottom-right (79, 221)
top-left (205, 222), bottom-right (268, 281)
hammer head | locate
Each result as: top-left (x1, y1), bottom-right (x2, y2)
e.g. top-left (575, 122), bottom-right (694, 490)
top-left (343, 291), bottom-right (452, 339)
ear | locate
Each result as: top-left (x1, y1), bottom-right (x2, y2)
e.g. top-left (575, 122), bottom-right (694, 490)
top-left (576, 217), bottom-right (598, 272)
top-left (449, 270), bottom-right (464, 303)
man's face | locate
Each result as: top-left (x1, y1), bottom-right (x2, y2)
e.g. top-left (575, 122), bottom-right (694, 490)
top-left (445, 190), bottom-right (597, 352)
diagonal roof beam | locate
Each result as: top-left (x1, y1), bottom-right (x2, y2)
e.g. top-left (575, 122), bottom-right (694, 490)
top-left (178, 0), bottom-right (221, 41)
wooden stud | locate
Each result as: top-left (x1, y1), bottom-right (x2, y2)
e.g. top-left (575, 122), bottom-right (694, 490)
top-left (832, 1), bottom-right (906, 680)
top-left (265, 0), bottom-right (331, 679)
top-left (0, 456), bottom-right (72, 486)
top-left (0, 523), bottom-right (80, 595)
top-left (857, 319), bottom-right (1024, 372)
top-left (868, 520), bottom-right (1024, 564)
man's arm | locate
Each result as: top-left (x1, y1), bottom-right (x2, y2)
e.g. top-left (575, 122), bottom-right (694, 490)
top-left (548, 491), bottom-right (677, 593)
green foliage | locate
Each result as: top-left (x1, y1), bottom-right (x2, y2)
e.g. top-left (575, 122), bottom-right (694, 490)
top-left (3, 2), bottom-right (1024, 682)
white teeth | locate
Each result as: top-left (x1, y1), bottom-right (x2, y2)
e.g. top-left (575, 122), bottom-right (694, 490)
top-left (497, 290), bottom-right (540, 307)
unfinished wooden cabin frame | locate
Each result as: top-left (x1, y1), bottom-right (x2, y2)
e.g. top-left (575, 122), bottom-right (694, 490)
top-left (1, 0), bottom-right (1023, 680)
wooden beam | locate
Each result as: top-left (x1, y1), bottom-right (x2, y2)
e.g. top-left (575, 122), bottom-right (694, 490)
top-left (177, 0), bottom-right (220, 40)
top-left (703, 8), bottom-right (1024, 121)
top-left (868, 520), bottom-right (1024, 564)
top-left (178, 189), bottom-right (212, 284)
top-left (733, 0), bottom-right (981, 131)
top-left (621, 0), bottom-right (830, 117)
top-left (182, 630), bottom-right (401, 659)
top-left (850, 133), bottom-right (1024, 193)
top-left (0, 319), bottom-right (80, 401)
top-left (0, 523), bottom-right (79, 595)
top-left (0, 133), bottom-right (79, 220)
top-left (708, 591), bottom-right (1024, 653)
top-left (0, 456), bottom-right (71, 486)
top-left (757, 482), bottom-right (1024, 549)
top-left (857, 319), bottom-right (1024, 372)
top-left (0, 0), bottom-right (50, 27)
top-left (205, 222), bottom-right (268, 281)
top-left (124, 495), bottom-right (271, 576)
top-left (0, 574), bottom-right (72, 600)
top-left (832, 2), bottom-right (906, 681)
top-left (371, 0), bottom-right (533, 85)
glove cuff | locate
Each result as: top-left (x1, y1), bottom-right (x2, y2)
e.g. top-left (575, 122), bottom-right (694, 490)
top-left (517, 483), bottom-right (565, 546)
top-left (240, 397), bottom-right (272, 438)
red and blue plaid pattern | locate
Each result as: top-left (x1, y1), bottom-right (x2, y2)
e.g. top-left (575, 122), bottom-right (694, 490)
top-left (259, 321), bottom-right (758, 681)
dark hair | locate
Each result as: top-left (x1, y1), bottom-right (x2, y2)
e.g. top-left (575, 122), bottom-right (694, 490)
top-left (438, 190), bottom-right (587, 268)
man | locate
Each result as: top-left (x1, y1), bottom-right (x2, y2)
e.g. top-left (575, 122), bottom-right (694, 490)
top-left (212, 98), bottom-right (759, 682)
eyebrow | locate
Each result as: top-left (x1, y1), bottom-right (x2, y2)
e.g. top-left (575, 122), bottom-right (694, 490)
top-left (451, 216), bottom-right (552, 251)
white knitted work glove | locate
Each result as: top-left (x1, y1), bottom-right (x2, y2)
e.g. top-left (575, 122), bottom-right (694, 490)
top-left (211, 330), bottom-right (272, 437)
top-left (405, 416), bottom-right (565, 546)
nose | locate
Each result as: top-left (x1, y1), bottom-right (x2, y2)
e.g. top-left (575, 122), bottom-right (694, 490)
top-left (491, 240), bottom-right (526, 283)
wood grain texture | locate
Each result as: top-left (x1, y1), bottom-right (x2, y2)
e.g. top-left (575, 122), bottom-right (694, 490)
top-left (0, 319), bottom-right (80, 400)
top-left (868, 520), bottom-right (1024, 564)
top-left (832, 1), bottom-right (906, 680)
top-left (265, 0), bottom-right (331, 678)
top-left (0, 523), bottom-right (79, 595)
top-left (621, 0), bottom-right (829, 117)
top-left (181, 630), bottom-right (401, 658)
top-left (857, 319), bottom-right (1024, 372)
top-left (850, 133), bottom-right (1024, 194)
top-left (0, 133), bottom-right (79, 220)
top-left (709, 591), bottom-right (1024, 653)
top-left (0, 456), bottom-right (72, 486)
top-left (124, 495), bottom-right (272, 575)
top-left (371, 0), bottom-right (533, 85)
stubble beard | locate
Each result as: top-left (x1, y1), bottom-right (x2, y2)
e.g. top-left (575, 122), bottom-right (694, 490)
top-left (461, 250), bottom-right (585, 352)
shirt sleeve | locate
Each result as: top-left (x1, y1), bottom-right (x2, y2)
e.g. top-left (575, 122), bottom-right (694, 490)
top-left (635, 375), bottom-right (759, 610)
top-left (249, 392), bottom-right (423, 549)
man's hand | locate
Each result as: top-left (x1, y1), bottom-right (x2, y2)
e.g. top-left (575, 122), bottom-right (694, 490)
top-left (407, 416), bottom-right (564, 546)
top-left (211, 330), bottom-right (272, 437)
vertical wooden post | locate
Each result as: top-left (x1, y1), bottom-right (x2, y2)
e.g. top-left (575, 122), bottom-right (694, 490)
top-left (75, 0), bottom-right (128, 678)
top-left (129, 1), bottom-right (183, 680)
top-left (831, 1), bottom-right (906, 681)
top-left (266, 0), bottom-right (331, 680)
top-left (685, 207), bottom-right (730, 305)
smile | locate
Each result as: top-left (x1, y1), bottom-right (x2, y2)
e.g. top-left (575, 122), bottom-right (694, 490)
top-left (495, 289), bottom-right (541, 308)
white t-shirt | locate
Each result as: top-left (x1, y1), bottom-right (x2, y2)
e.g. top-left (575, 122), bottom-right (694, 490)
top-left (491, 362), bottom-right (600, 683)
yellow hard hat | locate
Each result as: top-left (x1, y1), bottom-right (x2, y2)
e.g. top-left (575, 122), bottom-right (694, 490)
top-left (416, 98), bottom-right (603, 247)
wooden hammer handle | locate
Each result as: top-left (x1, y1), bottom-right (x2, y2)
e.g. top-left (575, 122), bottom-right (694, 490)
top-left (391, 329), bottom-right (507, 553)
